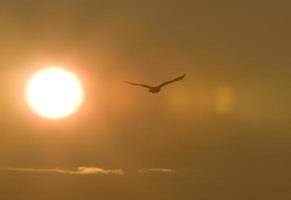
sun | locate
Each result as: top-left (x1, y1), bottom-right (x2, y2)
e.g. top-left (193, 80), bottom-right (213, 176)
top-left (25, 67), bottom-right (84, 120)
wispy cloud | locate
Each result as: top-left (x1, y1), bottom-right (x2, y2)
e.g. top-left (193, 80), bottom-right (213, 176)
top-left (138, 168), bottom-right (176, 173)
top-left (7, 167), bottom-right (124, 175)
top-left (6, 167), bottom-right (176, 175)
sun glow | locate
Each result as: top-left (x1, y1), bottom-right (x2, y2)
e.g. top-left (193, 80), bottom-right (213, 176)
top-left (25, 67), bottom-right (84, 120)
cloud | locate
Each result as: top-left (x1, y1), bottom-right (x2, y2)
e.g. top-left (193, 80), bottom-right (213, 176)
top-left (6, 167), bottom-right (176, 175)
top-left (7, 167), bottom-right (125, 175)
top-left (138, 168), bottom-right (176, 173)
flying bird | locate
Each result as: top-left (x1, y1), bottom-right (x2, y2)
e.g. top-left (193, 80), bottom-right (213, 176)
top-left (124, 74), bottom-right (186, 93)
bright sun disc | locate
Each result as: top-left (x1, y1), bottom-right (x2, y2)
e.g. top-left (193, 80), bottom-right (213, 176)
top-left (25, 67), bottom-right (84, 120)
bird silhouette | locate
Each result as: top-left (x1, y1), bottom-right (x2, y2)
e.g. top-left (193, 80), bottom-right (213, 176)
top-left (124, 74), bottom-right (185, 93)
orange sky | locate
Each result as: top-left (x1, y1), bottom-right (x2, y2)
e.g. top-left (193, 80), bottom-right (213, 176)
top-left (0, 1), bottom-right (291, 199)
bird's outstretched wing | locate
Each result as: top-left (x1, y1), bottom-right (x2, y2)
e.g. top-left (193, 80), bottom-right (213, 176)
top-left (124, 81), bottom-right (152, 89)
top-left (158, 74), bottom-right (186, 88)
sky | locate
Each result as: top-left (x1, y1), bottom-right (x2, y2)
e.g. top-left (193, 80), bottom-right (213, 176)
top-left (0, 0), bottom-right (291, 199)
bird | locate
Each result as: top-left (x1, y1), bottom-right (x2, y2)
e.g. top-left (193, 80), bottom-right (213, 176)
top-left (124, 74), bottom-right (185, 93)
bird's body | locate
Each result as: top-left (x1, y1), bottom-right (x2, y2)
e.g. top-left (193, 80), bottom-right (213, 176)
top-left (149, 87), bottom-right (161, 93)
top-left (124, 74), bottom-right (185, 94)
